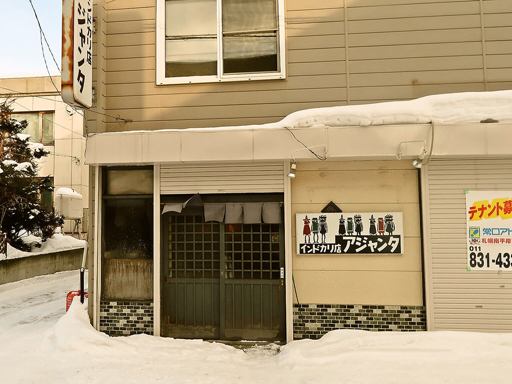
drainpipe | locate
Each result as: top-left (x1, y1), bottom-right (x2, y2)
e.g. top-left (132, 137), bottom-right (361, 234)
top-left (80, 241), bottom-right (88, 303)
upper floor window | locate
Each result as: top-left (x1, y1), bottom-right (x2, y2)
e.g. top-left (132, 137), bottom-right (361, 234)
top-left (10, 111), bottom-right (54, 146)
top-left (156, 0), bottom-right (285, 84)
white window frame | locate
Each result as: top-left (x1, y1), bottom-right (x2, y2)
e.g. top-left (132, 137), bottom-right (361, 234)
top-left (10, 110), bottom-right (55, 146)
top-left (156, 0), bottom-right (286, 85)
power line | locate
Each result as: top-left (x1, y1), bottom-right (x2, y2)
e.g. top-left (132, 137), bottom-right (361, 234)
top-left (22, 2), bottom-right (83, 189)
top-left (85, 109), bottom-right (132, 124)
top-left (6, 83), bottom-right (331, 151)
top-left (28, 0), bottom-right (77, 123)
top-left (11, 100), bottom-right (78, 137)
top-left (8, 105), bottom-right (82, 182)
top-left (25, 1), bottom-right (131, 124)
top-left (3, 106), bottom-right (82, 163)
top-left (39, 30), bottom-right (62, 96)
top-left (284, 126), bottom-right (327, 161)
top-left (0, 86), bottom-right (83, 116)
top-left (32, 17), bottom-right (78, 188)
top-left (27, 0), bottom-right (60, 72)
top-left (54, 153), bottom-right (81, 162)
top-left (33, 12), bottom-right (81, 125)
top-left (3, 88), bottom-right (131, 142)
top-left (1, 85), bottom-right (131, 124)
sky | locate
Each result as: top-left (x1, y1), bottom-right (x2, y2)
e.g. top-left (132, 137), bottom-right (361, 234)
top-left (0, 1), bottom-right (62, 78)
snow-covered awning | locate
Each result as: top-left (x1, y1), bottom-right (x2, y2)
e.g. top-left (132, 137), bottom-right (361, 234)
top-left (85, 90), bottom-right (512, 165)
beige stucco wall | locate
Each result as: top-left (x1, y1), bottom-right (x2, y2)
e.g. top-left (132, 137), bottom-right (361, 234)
top-left (0, 77), bottom-right (89, 232)
top-left (291, 160), bottom-right (423, 306)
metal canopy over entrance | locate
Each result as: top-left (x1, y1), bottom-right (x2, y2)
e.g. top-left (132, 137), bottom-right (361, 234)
top-left (161, 194), bottom-right (285, 342)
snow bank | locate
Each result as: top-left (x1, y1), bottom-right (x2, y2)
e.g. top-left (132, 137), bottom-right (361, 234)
top-left (55, 187), bottom-right (83, 199)
top-left (2, 272), bottom-right (512, 384)
top-left (2, 233), bottom-right (86, 261)
top-left (0, 271), bottom-right (86, 383)
top-left (46, 299), bottom-right (110, 352)
top-left (38, 303), bottom-right (512, 384)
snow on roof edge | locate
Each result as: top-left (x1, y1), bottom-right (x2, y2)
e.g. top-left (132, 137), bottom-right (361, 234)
top-left (89, 90), bottom-right (512, 136)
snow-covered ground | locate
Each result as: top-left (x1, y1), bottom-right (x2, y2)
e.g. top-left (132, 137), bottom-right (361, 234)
top-left (1, 233), bottom-right (86, 261)
top-left (1, 272), bottom-right (512, 384)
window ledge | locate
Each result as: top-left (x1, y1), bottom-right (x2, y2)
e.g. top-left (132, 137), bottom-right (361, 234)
top-left (156, 72), bottom-right (286, 86)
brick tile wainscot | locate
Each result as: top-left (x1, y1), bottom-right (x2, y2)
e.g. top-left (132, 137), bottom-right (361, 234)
top-left (293, 304), bottom-right (426, 339)
top-left (99, 301), bottom-right (154, 336)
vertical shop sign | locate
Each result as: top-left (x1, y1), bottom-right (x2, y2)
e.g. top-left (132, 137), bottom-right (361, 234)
top-left (62, 0), bottom-right (93, 108)
top-left (466, 191), bottom-right (512, 270)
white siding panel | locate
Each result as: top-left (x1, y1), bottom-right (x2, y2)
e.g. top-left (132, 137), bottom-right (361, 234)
top-left (160, 162), bottom-right (284, 194)
top-left (426, 159), bottom-right (512, 332)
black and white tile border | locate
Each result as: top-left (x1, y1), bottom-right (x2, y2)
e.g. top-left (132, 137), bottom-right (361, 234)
top-left (99, 301), bottom-right (154, 336)
top-left (293, 304), bottom-right (426, 339)
top-left (98, 301), bottom-right (425, 339)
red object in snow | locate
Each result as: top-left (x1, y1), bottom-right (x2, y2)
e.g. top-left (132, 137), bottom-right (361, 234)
top-left (66, 290), bottom-right (88, 312)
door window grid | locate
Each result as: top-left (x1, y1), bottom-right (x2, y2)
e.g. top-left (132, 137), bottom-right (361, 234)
top-left (225, 223), bottom-right (281, 280)
top-left (168, 217), bottom-right (281, 280)
top-left (168, 215), bottom-right (221, 279)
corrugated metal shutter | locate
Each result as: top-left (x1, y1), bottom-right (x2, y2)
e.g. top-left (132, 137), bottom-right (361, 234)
top-left (425, 158), bottom-right (512, 332)
top-left (160, 162), bottom-right (285, 194)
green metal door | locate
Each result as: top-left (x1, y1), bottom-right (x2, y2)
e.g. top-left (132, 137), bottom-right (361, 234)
top-left (162, 214), bottom-right (285, 342)
top-left (162, 215), bottom-right (221, 339)
top-left (223, 223), bottom-right (284, 341)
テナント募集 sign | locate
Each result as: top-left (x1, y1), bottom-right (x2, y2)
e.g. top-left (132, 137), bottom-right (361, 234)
top-left (466, 191), bottom-right (512, 270)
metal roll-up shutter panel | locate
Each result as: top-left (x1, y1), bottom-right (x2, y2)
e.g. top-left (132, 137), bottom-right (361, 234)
top-left (160, 162), bottom-right (285, 194)
top-left (426, 158), bottom-right (512, 332)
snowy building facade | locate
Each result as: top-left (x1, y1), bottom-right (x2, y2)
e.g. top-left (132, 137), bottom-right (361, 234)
top-left (0, 76), bottom-right (89, 235)
top-left (85, 0), bottom-right (512, 341)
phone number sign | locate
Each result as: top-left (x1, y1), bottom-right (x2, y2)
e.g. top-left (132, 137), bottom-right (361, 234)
top-left (466, 190), bottom-right (512, 270)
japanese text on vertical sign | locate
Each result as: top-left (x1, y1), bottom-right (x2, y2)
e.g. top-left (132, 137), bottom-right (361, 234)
top-left (62, 0), bottom-right (93, 107)
top-left (76, 1), bottom-right (93, 93)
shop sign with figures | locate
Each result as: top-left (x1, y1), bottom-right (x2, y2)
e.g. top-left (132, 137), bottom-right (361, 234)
top-left (466, 190), bottom-right (512, 270)
top-left (296, 212), bottom-right (404, 255)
